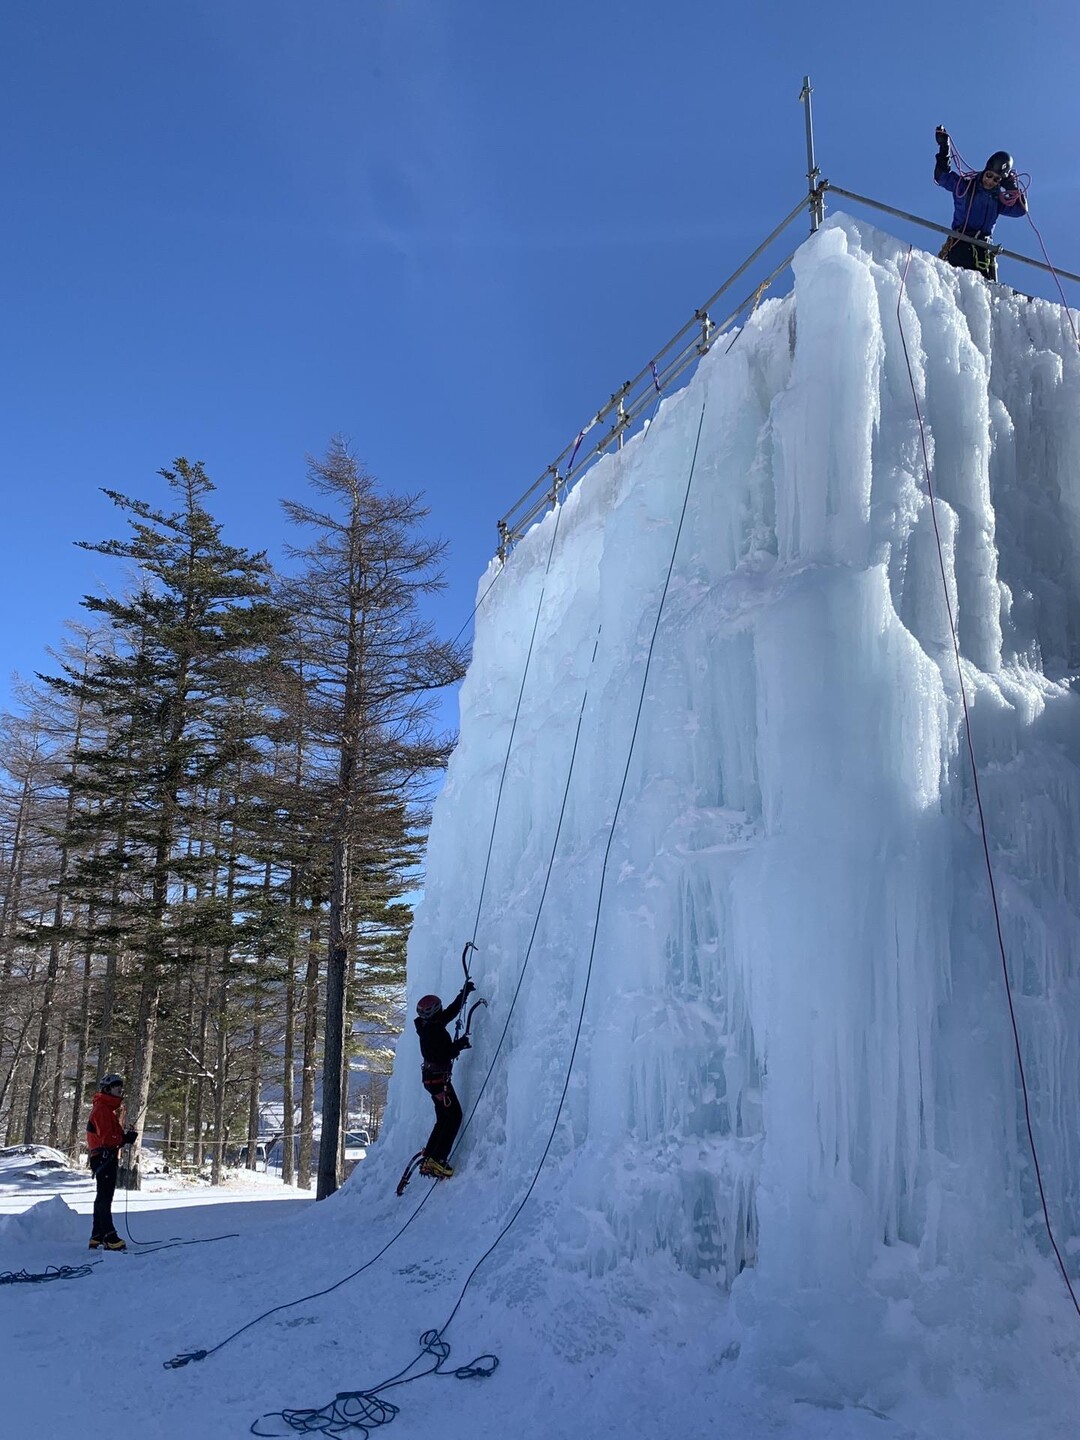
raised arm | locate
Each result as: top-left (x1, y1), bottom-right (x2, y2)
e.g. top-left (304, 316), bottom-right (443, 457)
top-left (934, 125), bottom-right (953, 184)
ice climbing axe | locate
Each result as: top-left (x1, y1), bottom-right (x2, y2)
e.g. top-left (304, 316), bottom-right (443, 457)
top-left (454, 941), bottom-right (478, 1039)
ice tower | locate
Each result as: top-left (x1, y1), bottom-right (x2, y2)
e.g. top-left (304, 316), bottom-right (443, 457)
top-left (378, 214), bottom-right (1080, 1419)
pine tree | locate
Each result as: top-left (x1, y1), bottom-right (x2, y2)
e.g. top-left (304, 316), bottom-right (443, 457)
top-left (42, 459), bottom-right (284, 1173)
top-left (280, 439), bottom-right (466, 1198)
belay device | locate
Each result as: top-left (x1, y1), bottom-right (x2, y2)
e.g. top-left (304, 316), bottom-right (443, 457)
top-left (396, 943), bottom-right (487, 1196)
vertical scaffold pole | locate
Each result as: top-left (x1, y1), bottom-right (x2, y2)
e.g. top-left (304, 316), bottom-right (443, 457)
top-left (799, 75), bottom-right (824, 233)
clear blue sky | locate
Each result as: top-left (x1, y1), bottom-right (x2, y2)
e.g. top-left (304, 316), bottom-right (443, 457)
top-left (2, 1), bottom-right (1076, 714)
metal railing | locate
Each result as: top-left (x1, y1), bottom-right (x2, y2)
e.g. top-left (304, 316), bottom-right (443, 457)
top-left (826, 183), bottom-right (1080, 287)
top-left (495, 177), bottom-right (1078, 559)
top-left (497, 195), bottom-right (808, 556)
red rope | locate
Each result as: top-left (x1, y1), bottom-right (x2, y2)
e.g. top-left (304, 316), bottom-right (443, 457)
top-left (1024, 212), bottom-right (1080, 351)
top-left (896, 246), bottom-right (1080, 1320)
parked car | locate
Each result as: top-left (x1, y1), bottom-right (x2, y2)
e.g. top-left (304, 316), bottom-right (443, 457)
top-left (343, 1130), bottom-right (370, 1175)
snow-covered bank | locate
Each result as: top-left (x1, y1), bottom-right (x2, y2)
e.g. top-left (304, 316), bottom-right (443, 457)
top-left (3, 215), bottom-right (1080, 1438)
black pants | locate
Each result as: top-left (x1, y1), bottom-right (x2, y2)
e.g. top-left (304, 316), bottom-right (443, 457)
top-left (90, 1150), bottom-right (118, 1238)
top-left (940, 236), bottom-right (997, 281)
top-left (424, 1081), bottom-right (462, 1165)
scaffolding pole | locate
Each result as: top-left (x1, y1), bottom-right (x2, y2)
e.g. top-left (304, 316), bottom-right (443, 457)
top-left (799, 75), bottom-right (824, 232)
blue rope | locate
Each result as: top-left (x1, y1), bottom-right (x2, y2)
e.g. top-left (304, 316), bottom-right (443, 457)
top-left (0, 1261), bottom-right (99, 1285)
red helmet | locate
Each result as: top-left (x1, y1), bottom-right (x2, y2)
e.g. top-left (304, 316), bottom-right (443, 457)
top-left (416, 994), bottom-right (442, 1019)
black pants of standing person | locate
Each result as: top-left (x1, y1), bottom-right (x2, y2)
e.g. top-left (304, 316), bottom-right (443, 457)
top-left (423, 1080), bottom-right (462, 1166)
top-left (90, 1149), bottom-right (119, 1238)
top-left (940, 235), bottom-right (998, 282)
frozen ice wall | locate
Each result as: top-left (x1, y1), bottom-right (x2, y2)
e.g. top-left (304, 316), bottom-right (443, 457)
top-left (386, 215), bottom-right (1080, 1366)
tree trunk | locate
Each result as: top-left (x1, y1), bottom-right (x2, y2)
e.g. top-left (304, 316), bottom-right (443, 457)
top-left (281, 883), bottom-right (298, 1186)
top-left (67, 912), bottom-right (96, 1158)
top-left (47, 1026), bottom-right (66, 1146)
top-left (298, 913), bottom-right (320, 1191)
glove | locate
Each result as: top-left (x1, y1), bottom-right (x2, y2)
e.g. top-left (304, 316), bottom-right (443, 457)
top-left (935, 125), bottom-right (949, 149)
top-left (455, 1036), bottom-right (472, 1054)
top-left (463, 979), bottom-right (476, 996)
top-left (124, 1130), bottom-right (138, 1146)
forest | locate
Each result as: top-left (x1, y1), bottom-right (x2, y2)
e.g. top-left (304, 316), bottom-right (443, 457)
top-left (0, 439), bottom-right (465, 1198)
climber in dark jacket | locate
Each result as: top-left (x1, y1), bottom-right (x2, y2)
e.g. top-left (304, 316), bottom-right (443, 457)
top-left (934, 127), bottom-right (1027, 281)
top-left (413, 980), bottom-right (475, 1177)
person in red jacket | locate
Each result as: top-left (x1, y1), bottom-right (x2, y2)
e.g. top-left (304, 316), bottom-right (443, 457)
top-left (85, 1073), bottom-right (137, 1250)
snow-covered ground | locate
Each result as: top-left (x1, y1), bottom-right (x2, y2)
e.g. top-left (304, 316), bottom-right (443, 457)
top-left (0, 1143), bottom-right (1075, 1440)
top-left (4, 215), bottom-right (1080, 1438)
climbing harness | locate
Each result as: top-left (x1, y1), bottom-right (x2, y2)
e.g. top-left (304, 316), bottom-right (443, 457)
top-left (896, 247), bottom-right (1080, 1323)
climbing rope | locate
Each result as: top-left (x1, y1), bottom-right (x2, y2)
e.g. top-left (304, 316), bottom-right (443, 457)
top-left (250, 1330), bottom-right (497, 1437)
top-left (253, 398), bottom-right (710, 1437)
top-left (163, 1183), bottom-right (441, 1369)
top-left (447, 564), bottom-right (505, 652)
top-left (896, 246), bottom-right (1080, 1321)
top-left (449, 630), bottom-right (600, 1161)
top-left (1023, 212), bottom-right (1080, 351)
top-left (463, 494), bottom-right (570, 959)
top-left (119, 1156), bottom-right (238, 1253)
top-left (0, 1261), bottom-right (99, 1285)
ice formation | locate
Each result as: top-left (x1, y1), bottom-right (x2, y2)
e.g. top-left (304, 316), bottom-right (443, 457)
top-left (378, 214), bottom-right (1080, 1400)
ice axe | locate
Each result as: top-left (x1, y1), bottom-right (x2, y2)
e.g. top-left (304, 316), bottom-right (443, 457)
top-left (455, 941), bottom-right (481, 1039)
top-left (460, 940), bottom-right (477, 981)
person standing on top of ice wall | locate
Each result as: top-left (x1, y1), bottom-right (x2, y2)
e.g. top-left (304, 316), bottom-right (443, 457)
top-left (85, 1073), bottom-right (138, 1250)
top-left (414, 978), bottom-right (475, 1178)
top-left (934, 126), bottom-right (1027, 282)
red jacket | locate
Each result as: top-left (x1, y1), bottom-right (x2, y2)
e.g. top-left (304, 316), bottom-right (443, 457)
top-left (86, 1091), bottom-right (126, 1153)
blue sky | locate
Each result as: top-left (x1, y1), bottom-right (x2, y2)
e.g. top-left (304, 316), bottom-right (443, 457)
top-left (2, 1), bottom-right (1076, 716)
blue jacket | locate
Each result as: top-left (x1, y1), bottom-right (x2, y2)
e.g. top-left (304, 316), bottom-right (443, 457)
top-left (935, 162), bottom-right (1027, 238)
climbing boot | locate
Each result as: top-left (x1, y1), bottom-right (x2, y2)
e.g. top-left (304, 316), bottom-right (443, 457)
top-left (419, 1158), bottom-right (454, 1179)
top-left (100, 1232), bottom-right (127, 1251)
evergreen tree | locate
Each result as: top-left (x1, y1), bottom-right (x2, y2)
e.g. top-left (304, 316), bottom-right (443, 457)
top-left (280, 439), bottom-right (466, 1198)
top-left (42, 460), bottom-right (284, 1171)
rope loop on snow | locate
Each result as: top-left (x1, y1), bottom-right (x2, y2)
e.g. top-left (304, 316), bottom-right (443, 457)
top-left (417, 1327), bottom-right (499, 1379)
top-left (0, 1262), bottom-right (99, 1285)
top-left (164, 1348), bottom-right (209, 1369)
top-left (249, 1331), bottom-right (497, 1436)
top-left (250, 1390), bottom-right (399, 1437)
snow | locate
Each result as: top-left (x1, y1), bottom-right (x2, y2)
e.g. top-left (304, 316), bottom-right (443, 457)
top-left (3, 214), bottom-right (1080, 1437)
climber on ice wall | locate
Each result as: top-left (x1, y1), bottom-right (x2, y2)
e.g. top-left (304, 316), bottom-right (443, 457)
top-left (934, 126), bottom-right (1027, 281)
